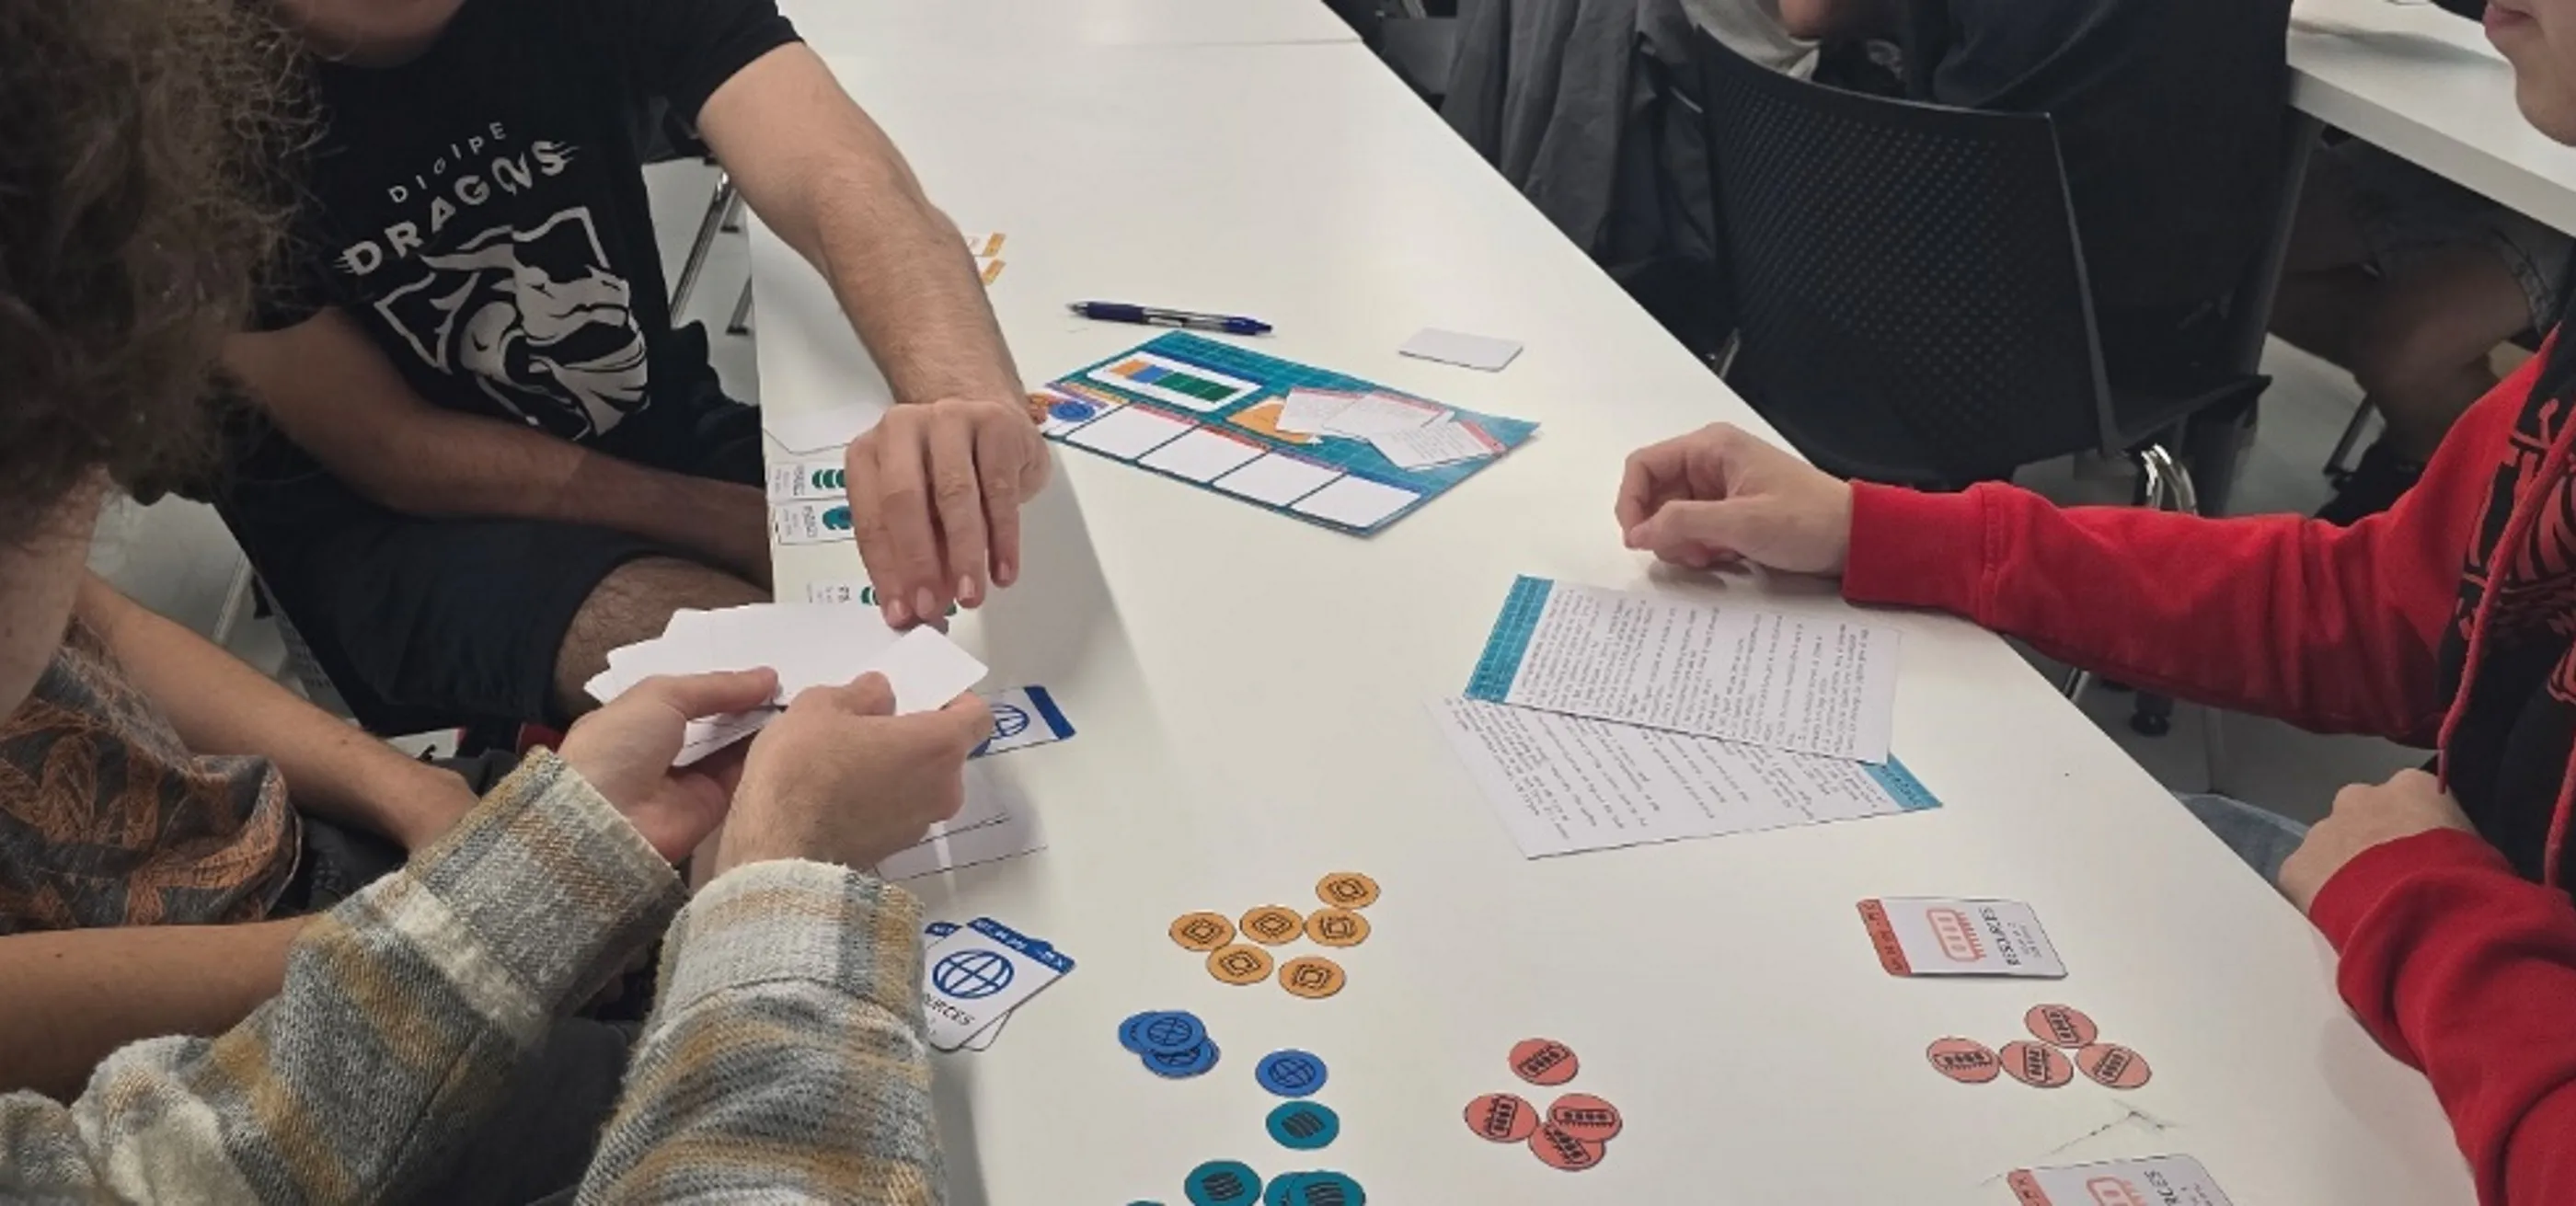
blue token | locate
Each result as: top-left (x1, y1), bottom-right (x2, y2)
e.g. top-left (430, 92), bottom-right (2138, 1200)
top-left (1120, 1011), bottom-right (1171, 1055)
top-left (1285, 1172), bottom-right (1363, 1206)
top-left (1263, 1175), bottom-right (1304, 1206)
top-left (1255, 1050), bottom-right (1329, 1098)
top-left (1265, 1101), bottom-right (1340, 1151)
top-left (1145, 1039), bottom-right (1221, 1078)
top-left (1139, 1011), bottom-right (1207, 1056)
top-left (1049, 398), bottom-right (1098, 423)
top-left (1184, 1159), bottom-right (1263, 1206)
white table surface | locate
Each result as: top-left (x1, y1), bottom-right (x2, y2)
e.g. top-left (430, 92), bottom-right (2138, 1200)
top-left (747, 39), bottom-right (2475, 1205)
top-left (2292, 0), bottom-right (2576, 235)
top-left (780, 0), bottom-right (1360, 54)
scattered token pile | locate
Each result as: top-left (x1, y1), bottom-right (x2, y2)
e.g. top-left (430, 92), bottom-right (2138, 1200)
top-left (1926, 1003), bottom-right (2152, 1091)
top-left (1170, 872), bottom-right (1378, 999)
top-left (1121, 1009), bottom-right (1222, 1079)
top-left (1462, 1038), bottom-right (1623, 1173)
top-left (1170, 1160), bottom-right (1367, 1206)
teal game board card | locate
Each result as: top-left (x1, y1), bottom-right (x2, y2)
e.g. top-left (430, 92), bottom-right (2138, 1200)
top-left (1039, 331), bottom-right (1539, 534)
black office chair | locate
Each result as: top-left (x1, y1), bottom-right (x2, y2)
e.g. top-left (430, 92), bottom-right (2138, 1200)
top-left (1692, 29), bottom-right (2265, 496)
top-left (1690, 29), bottom-right (2264, 763)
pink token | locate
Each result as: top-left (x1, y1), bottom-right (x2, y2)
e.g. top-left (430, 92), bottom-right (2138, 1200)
top-left (2076, 1042), bottom-right (2152, 1089)
top-left (2025, 1004), bottom-right (2099, 1049)
top-left (1926, 1037), bottom-right (2002, 1084)
top-left (1509, 1038), bottom-right (1581, 1086)
top-left (1528, 1124), bottom-right (1606, 1171)
top-left (2000, 1040), bottom-right (2074, 1088)
top-left (1464, 1093), bottom-right (1540, 1143)
top-left (1546, 1093), bottom-right (1624, 1142)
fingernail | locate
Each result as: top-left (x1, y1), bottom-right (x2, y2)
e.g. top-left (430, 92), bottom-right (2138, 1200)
top-left (886, 595), bottom-right (912, 625)
top-left (957, 576), bottom-right (977, 607)
top-left (997, 559), bottom-right (1016, 587)
top-left (914, 587), bottom-right (938, 621)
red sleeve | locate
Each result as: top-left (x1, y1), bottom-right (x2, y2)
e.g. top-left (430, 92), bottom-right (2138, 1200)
top-left (1838, 359), bottom-right (2540, 743)
top-left (2312, 830), bottom-right (2576, 1204)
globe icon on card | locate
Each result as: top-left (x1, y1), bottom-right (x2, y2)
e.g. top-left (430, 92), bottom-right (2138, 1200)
top-left (989, 702), bottom-right (1030, 741)
top-left (933, 949), bottom-right (1015, 999)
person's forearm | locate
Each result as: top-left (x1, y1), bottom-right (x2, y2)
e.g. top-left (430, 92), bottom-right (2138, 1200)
top-left (225, 316), bottom-right (770, 580)
top-left (0, 918), bottom-right (305, 1099)
top-left (580, 861), bottom-right (937, 1203)
top-left (75, 576), bottom-right (474, 848)
top-left (706, 44), bottom-right (1021, 406)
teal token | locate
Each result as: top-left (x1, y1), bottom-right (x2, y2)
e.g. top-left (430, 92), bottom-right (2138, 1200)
top-left (1184, 1160), bottom-right (1262, 1206)
top-left (1263, 1175), bottom-right (1304, 1206)
top-left (1284, 1172), bottom-right (1363, 1206)
top-left (1265, 1101), bottom-right (1340, 1151)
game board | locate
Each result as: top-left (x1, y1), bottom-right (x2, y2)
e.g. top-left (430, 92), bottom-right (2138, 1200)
top-left (1039, 331), bottom-right (1539, 534)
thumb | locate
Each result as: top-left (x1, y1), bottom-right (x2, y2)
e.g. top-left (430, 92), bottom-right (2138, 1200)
top-left (627, 668), bottom-right (782, 721)
top-left (1630, 500), bottom-right (1750, 560)
top-left (936, 691), bottom-right (999, 752)
top-left (834, 672), bottom-right (899, 717)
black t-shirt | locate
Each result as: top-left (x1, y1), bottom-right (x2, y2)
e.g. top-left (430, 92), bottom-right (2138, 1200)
top-left (265, 0), bottom-right (798, 454)
top-left (1903, 0), bottom-right (2291, 318)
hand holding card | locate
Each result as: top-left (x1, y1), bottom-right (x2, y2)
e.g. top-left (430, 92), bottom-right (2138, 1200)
top-left (715, 672), bottom-right (997, 878)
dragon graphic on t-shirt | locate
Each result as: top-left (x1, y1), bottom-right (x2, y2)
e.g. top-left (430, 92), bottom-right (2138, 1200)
top-left (372, 207), bottom-right (650, 440)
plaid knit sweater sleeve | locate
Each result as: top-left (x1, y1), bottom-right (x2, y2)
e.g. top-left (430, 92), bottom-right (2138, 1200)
top-left (0, 749), bottom-right (940, 1204)
top-left (577, 859), bottom-right (938, 1203)
top-left (0, 751), bottom-right (684, 1203)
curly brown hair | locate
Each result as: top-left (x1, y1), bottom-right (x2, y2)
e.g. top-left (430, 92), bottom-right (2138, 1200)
top-left (0, 0), bottom-right (298, 544)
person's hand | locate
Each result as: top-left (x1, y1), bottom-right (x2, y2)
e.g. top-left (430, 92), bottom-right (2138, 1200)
top-left (713, 672), bottom-right (997, 876)
top-left (1616, 423), bottom-right (1856, 576)
top-left (556, 669), bottom-right (781, 863)
top-left (2279, 769), bottom-right (2478, 913)
top-left (845, 396), bottom-right (1052, 627)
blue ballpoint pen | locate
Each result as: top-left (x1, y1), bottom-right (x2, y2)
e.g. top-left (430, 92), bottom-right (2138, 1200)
top-left (1068, 300), bottom-right (1273, 336)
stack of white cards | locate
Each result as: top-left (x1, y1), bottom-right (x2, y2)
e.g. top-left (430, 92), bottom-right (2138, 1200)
top-left (587, 602), bottom-right (1047, 879)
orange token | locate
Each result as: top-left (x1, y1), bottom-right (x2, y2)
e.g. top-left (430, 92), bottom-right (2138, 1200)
top-left (2076, 1043), bottom-right (2152, 1089)
top-left (1316, 871), bottom-right (1381, 910)
top-left (1463, 1093), bottom-right (1540, 1143)
top-left (1509, 1038), bottom-right (1581, 1086)
top-left (1528, 1124), bottom-right (1606, 1171)
top-left (1305, 908), bottom-right (1371, 947)
top-left (1278, 955), bottom-right (1347, 999)
top-left (1926, 1037), bottom-right (2002, 1084)
top-left (1240, 905), bottom-right (1306, 947)
top-left (1206, 943), bottom-right (1275, 985)
top-left (1546, 1093), bottom-right (1624, 1142)
top-left (1999, 1040), bottom-right (2074, 1088)
top-left (1168, 911), bottom-right (1236, 952)
top-left (2025, 1004), bottom-right (2099, 1049)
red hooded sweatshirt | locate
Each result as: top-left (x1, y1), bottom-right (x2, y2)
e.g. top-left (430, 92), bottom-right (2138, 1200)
top-left (1840, 346), bottom-right (2576, 1201)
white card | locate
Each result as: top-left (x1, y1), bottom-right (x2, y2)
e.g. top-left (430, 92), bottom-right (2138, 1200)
top-left (771, 500), bottom-right (851, 546)
top-left (1139, 427), bottom-right (1267, 483)
top-left (921, 918), bottom-right (1075, 1051)
top-left (1290, 476), bottom-right (1420, 530)
top-left (767, 458), bottom-right (848, 502)
top-left (2008, 1155), bottom-right (2233, 1206)
top-left (1399, 327), bottom-right (1524, 372)
top-left (921, 919), bottom-right (1010, 1051)
top-left (1213, 454), bottom-right (1340, 507)
top-left (1319, 393), bottom-right (1444, 440)
top-left (877, 788), bottom-right (1046, 880)
top-left (1370, 419), bottom-right (1502, 470)
top-left (1858, 897), bottom-right (2064, 978)
top-left (768, 402), bottom-right (884, 454)
top-left (1275, 388), bottom-right (1361, 435)
top-left (869, 626), bottom-right (990, 713)
top-left (1065, 405), bottom-right (1193, 461)
top-left (978, 686), bottom-right (1075, 756)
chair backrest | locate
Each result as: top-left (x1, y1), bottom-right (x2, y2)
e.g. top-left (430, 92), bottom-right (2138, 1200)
top-left (1691, 29), bottom-right (2116, 483)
